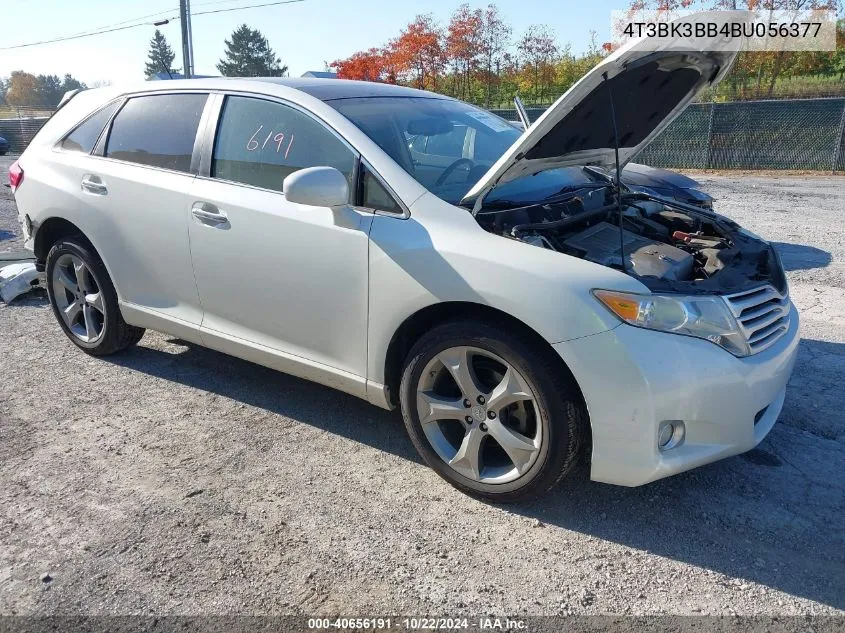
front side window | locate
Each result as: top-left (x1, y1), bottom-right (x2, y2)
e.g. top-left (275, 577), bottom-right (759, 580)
top-left (105, 93), bottom-right (207, 173)
top-left (61, 101), bottom-right (121, 154)
top-left (211, 96), bottom-right (356, 194)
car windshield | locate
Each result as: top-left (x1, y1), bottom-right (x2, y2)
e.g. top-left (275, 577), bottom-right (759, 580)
top-left (327, 96), bottom-right (521, 204)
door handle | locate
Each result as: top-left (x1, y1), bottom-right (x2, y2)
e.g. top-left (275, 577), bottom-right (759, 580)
top-left (191, 202), bottom-right (228, 226)
top-left (81, 174), bottom-right (108, 196)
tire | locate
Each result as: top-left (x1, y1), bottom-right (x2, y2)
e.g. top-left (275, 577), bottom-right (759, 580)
top-left (45, 236), bottom-right (145, 356)
top-left (399, 320), bottom-right (586, 502)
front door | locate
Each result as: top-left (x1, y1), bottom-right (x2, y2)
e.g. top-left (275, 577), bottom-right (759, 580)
top-left (187, 95), bottom-right (372, 378)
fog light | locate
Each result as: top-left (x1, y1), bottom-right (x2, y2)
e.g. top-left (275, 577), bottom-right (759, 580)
top-left (658, 420), bottom-right (685, 451)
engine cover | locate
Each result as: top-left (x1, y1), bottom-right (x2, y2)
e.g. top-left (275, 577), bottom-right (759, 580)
top-left (563, 222), bottom-right (694, 281)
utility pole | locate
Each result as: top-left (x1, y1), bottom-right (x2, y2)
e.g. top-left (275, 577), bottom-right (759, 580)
top-left (179, 0), bottom-right (194, 78)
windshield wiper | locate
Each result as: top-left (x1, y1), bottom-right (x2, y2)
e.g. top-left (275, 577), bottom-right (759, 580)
top-left (473, 183), bottom-right (612, 216)
top-left (542, 183), bottom-right (611, 201)
top-left (583, 165), bottom-right (612, 182)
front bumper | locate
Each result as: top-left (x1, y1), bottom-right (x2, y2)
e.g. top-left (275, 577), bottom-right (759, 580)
top-left (554, 304), bottom-right (800, 486)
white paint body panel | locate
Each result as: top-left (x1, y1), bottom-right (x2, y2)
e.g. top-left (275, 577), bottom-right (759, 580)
top-left (187, 177), bottom-right (373, 380)
top-left (13, 77), bottom-right (798, 487)
top-left (556, 305), bottom-right (799, 485)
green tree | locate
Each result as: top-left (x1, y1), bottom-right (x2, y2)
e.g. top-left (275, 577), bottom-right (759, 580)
top-left (145, 29), bottom-right (179, 78)
top-left (35, 74), bottom-right (87, 106)
top-left (36, 75), bottom-right (64, 105)
top-left (1, 72), bottom-right (86, 107)
top-left (61, 73), bottom-right (85, 93)
top-left (216, 24), bottom-right (287, 77)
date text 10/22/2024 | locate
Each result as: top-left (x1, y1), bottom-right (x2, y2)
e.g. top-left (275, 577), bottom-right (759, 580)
top-left (307, 617), bottom-right (528, 630)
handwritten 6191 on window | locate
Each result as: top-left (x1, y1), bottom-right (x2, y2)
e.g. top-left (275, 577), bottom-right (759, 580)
top-left (246, 124), bottom-right (295, 158)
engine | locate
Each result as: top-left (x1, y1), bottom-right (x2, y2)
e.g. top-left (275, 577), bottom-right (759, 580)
top-left (563, 222), bottom-right (694, 281)
top-left (475, 185), bottom-right (785, 294)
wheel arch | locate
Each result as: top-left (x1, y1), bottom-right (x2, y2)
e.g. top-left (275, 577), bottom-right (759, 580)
top-left (34, 217), bottom-right (94, 264)
top-left (382, 301), bottom-right (589, 428)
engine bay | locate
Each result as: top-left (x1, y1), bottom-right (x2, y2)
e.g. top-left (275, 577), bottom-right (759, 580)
top-left (475, 185), bottom-right (786, 294)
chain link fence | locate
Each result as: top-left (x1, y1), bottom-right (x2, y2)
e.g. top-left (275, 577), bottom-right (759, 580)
top-left (492, 97), bottom-right (845, 172)
top-left (2, 99), bottom-right (845, 171)
top-left (0, 106), bottom-right (53, 154)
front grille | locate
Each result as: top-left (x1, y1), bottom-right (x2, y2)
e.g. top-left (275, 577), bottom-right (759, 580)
top-left (724, 285), bottom-right (791, 354)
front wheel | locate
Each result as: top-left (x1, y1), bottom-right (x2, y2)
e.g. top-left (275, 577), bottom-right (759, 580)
top-left (399, 321), bottom-right (586, 502)
top-left (45, 236), bottom-right (145, 356)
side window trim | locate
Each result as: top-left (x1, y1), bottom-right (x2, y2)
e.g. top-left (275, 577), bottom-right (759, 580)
top-left (197, 92), bottom-right (224, 178)
top-left (356, 157), bottom-right (410, 219)
top-left (93, 98), bottom-right (127, 157)
top-left (190, 93), bottom-right (221, 176)
top-left (200, 91), bottom-right (361, 192)
top-left (95, 90), bottom-right (210, 175)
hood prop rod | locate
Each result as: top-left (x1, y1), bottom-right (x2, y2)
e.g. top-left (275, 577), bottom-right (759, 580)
top-left (513, 96), bottom-right (531, 130)
top-left (603, 72), bottom-right (627, 274)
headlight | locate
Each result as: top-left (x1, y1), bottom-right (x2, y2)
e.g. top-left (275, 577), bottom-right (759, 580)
top-left (593, 289), bottom-right (749, 356)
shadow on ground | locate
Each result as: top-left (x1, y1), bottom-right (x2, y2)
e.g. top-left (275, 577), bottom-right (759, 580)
top-left (773, 242), bottom-right (832, 271)
top-left (102, 334), bottom-right (845, 611)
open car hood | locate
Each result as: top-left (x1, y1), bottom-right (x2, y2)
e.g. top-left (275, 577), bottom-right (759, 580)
top-left (461, 12), bottom-right (742, 207)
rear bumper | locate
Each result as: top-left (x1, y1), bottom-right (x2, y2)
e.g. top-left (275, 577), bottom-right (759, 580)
top-left (554, 304), bottom-right (800, 486)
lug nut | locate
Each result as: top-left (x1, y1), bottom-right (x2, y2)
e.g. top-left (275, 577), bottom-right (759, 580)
top-left (465, 416), bottom-right (473, 424)
top-left (479, 422), bottom-right (488, 432)
top-left (477, 395), bottom-right (486, 405)
top-left (463, 399), bottom-right (472, 408)
top-left (487, 411), bottom-right (496, 419)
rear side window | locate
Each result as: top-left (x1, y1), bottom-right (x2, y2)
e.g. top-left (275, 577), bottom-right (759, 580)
top-left (105, 93), bottom-right (207, 173)
top-left (211, 96), bottom-right (355, 194)
top-left (61, 101), bottom-right (121, 154)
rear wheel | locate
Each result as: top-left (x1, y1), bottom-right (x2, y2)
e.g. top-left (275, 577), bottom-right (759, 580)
top-left (45, 236), bottom-right (144, 355)
top-left (399, 320), bottom-right (586, 502)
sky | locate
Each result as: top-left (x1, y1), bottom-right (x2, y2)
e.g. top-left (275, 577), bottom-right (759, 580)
top-left (0, 0), bottom-right (622, 86)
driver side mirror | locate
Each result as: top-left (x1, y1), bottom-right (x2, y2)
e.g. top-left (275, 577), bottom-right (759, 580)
top-left (283, 166), bottom-right (349, 208)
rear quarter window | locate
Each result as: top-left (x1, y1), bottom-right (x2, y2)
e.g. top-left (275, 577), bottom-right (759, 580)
top-left (60, 101), bottom-right (121, 154)
top-left (105, 93), bottom-right (207, 173)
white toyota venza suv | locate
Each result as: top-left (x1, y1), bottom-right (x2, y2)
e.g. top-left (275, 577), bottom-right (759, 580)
top-left (11, 37), bottom-right (798, 501)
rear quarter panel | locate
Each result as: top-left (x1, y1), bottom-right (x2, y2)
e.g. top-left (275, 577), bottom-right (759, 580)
top-left (14, 88), bottom-right (121, 252)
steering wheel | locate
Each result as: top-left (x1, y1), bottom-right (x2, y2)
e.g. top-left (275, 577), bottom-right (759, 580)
top-left (435, 158), bottom-right (475, 187)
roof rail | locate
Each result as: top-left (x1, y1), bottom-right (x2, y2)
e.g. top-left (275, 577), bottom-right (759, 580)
top-left (56, 88), bottom-right (83, 113)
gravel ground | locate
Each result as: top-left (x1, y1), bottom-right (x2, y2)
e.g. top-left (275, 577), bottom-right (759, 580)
top-left (1, 154), bottom-right (844, 616)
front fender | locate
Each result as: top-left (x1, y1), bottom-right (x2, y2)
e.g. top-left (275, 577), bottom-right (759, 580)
top-left (366, 192), bottom-right (648, 384)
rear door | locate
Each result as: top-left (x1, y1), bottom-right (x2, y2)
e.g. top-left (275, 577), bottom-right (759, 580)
top-left (82, 92), bottom-right (209, 327)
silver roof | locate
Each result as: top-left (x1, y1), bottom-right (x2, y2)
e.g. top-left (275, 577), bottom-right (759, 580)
top-left (250, 77), bottom-right (447, 101)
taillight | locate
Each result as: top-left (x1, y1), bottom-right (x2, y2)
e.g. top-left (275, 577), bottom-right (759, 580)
top-left (9, 160), bottom-right (23, 193)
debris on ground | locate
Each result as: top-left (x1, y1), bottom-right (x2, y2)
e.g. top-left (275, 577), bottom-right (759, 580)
top-left (0, 262), bottom-right (41, 303)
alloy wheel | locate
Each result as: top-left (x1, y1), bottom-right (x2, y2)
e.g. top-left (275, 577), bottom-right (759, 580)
top-left (415, 345), bottom-right (542, 484)
top-left (51, 253), bottom-right (106, 344)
